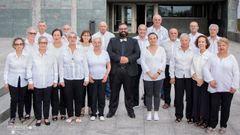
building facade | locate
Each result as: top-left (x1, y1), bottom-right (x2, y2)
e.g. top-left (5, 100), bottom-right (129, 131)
top-left (0, 0), bottom-right (239, 41)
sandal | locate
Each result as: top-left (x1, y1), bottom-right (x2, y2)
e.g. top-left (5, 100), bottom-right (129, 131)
top-left (66, 117), bottom-right (73, 123)
top-left (162, 104), bottom-right (170, 109)
top-left (75, 117), bottom-right (82, 123)
top-left (175, 118), bottom-right (182, 123)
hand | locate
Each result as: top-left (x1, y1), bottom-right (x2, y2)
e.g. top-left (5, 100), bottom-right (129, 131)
top-left (53, 83), bottom-right (58, 88)
top-left (59, 82), bottom-right (65, 87)
top-left (83, 81), bottom-right (89, 86)
top-left (89, 76), bottom-right (94, 83)
top-left (4, 84), bottom-right (9, 91)
top-left (229, 87), bottom-right (237, 94)
top-left (152, 73), bottom-right (160, 80)
top-left (209, 80), bottom-right (217, 89)
top-left (196, 79), bottom-right (204, 87)
top-left (28, 84), bottom-right (34, 90)
top-left (102, 74), bottom-right (108, 83)
top-left (170, 78), bottom-right (175, 84)
top-left (147, 72), bottom-right (156, 80)
top-left (120, 56), bottom-right (129, 64)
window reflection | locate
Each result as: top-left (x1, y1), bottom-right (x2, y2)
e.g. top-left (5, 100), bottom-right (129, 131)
top-left (146, 5), bottom-right (154, 27)
top-left (159, 5), bottom-right (203, 17)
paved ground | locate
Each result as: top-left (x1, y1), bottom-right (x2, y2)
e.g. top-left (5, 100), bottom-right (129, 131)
top-left (0, 38), bottom-right (239, 135)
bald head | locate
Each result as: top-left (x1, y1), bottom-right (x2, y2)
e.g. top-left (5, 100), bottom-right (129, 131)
top-left (152, 14), bottom-right (162, 28)
top-left (99, 21), bottom-right (108, 34)
top-left (189, 21), bottom-right (199, 34)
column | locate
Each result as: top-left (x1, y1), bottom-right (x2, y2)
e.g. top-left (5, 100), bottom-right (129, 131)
top-left (71, 0), bottom-right (77, 32)
top-left (32, 0), bottom-right (41, 27)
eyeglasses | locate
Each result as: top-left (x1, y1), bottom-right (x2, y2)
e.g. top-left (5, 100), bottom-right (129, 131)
top-left (14, 43), bottom-right (24, 46)
top-left (28, 32), bottom-right (37, 35)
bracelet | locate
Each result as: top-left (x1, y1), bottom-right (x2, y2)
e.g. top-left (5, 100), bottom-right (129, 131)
top-left (157, 71), bottom-right (161, 75)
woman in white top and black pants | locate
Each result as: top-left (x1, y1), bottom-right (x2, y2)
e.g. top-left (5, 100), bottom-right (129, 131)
top-left (204, 38), bottom-right (239, 134)
top-left (141, 32), bottom-right (166, 121)
top-left (191, 35), bottom-right (213, 127)
top-left (87, 37), bottom-right (111, 121)
top-left (4, 37), bottom-right (29, 124)
top-left (27, 36), bottom-right (58, 126)
top-left (59, 32), bottom-right (89, 123)
top-left (169, 33), bottom-right (194, 123)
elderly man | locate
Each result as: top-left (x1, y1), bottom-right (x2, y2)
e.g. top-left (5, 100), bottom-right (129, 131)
top-left (208, 24), bottom-right (221, 54)
top-left (161, 28), bottom-right (180, 109)
top-left (62, 24), bottom-right (72, 45)
top-left (107, 23), bottom-right (140, 118)
top-left (35, 21), bottom-right (53, 44)
top-left (133, 24), bottom-right (149, 107)
top-left (189, 21), bottom-right (202, 53)
top-left (147, 14), bottom-right (168, 45)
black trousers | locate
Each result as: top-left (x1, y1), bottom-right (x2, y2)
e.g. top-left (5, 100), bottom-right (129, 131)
top-left (209, 92), bottom-right (233, 128)
top-left (59, 85), bottom-right (67, 115)
top-left (51, 86), bottom-right (60, 116)
top-left (132, 64), bottom-right (142, 106)
top-left (81, 85), bottom-right (91, 108)
top-left (192, 81), bottom-right (210, 123)
top-left (24, 89), bottom-right (36, 116)
top-left (175, 78), bottom-right (193, 119)
top-left (144, 80), bottom-right (163, 111)
top-left (109, 67), bottom-right (135, 114)
top-left (64, 79), bottom-right (84, 117)
top-left (34, 87), bottom-right (52, 120)
top-left (89, 80), bottom-right (106, 116)
top-left (9, 83), bottom-right (27, 119)
top-left (163, 65), bottom-right (171, 105)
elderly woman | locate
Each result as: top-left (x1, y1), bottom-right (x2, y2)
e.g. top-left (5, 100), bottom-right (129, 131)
top-left (79, 30), bottom-right (93, 116)
top-left (49, 28), bottom-right (67, 121)
top-left (59, 32), bottom-right (89, 123)
top-left (191, 35), bottom-right (213, 128)
top-left (23, 27), bottom-right (38, 120)
top-left (169, 33), bottom-right (194, 123)
top-left (4, 38), bottom-right (29, 124)
top-left (86, 37), bottom-right (111, 121)
top-left (27, 36), bottom-right (58, 126)
top-left (204, 38), bottom-right (239, 134)
top-left (141, 32), bottom-right (166, 121)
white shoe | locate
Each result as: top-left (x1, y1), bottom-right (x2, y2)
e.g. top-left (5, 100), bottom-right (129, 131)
top-left (90, 116), bottom-right (96, 121)
top-left (153, 111), bottom-right (159, 121)
top-left (146, 112), bottom-right (152, 121)
top-left (99, 116), bottom-right (105, 121)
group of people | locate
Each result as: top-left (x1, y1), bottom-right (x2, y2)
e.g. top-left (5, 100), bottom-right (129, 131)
top-left (3, 14), bottom-right (239, 134)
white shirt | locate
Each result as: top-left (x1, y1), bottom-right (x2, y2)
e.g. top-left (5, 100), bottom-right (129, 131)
top-left (78, 43), bottom-right (93, 54)
top-left (161, 39), bottom-right (181, 65)
top-left (4, 52), bottom-right (29, 87)
top-left (23, 39), bottom-right (38, 55)
top-left (141, 46), bottom-right (166, 81)
top-left (203, 54), bottom-right (239, 93)
top-left (27, 51), bottom-right (58, 88)
top-left (208, 36), bottom-right (221, 54)
top-left (92, 31), bottom-right (115, 50)
top-left (59, 47), bottom-right (89, 82)
top-left (191, 50), bottom-right (213, 79)
top-left (62, 35), bottom-right (80, 46)
top-left (35, 32), bottom-right (53, 44)
top-left (147, 26), bottom-right (168, 45)
top-left (189, 32), bottom-right (203, 53)
top-left (133, 36), bottom-right (149, 65)
top-left (87, 50), bottom-right (110, 79)
top-left (169, 47), bottom-right (194, 78)
top-left (48, 43), bottom-right (66, 62)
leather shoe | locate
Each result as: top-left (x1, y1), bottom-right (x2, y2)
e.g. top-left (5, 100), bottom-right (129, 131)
top-left (128, 112), bottom-right (136, 118)
top-left (106, 112), bottom-right (114, 118)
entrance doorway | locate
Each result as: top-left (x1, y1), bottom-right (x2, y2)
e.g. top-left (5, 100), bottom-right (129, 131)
top-left (137, 5), bottom-right (145, 32)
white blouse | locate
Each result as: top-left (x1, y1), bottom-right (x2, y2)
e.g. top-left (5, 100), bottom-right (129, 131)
top-left (147, 26), bottom-right (169, 44)
top-left (189, 32), bottom-right (203, 53)
top-left (87, 50), bottom-right (110, 79)
top-left (78, 43), bottom-right (93, 54)
top-left (169, 47), bottom-right (194, 78)
top-left (23, 39), bottom-right (38, 55)
top-left (191, 50), bottom-right (213, 80)
top-left (59, 47), bottom-right (89, 82)
top-left (161, 39), bottom-right (181, 65)
top-left (203, 54), bottom-right (239, 93)
top-left (141, 46), bottom-right (166, 81)
top-left (92, 31), bottom-right (115, 50)
top-left (208, 36), bottom-right (221, 54)
top-left (27, 51), bottom-right (58, 88)
top-left (4, 52), bottom-right (29, 87)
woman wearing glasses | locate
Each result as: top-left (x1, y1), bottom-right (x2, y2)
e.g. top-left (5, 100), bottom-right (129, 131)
top-left (4, 37), bottom-right (29, 124)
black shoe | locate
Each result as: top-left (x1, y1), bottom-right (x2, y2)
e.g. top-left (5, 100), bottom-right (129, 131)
top-left (106, 112), bottom-right (114, 118)
top-left (35, 120), bottom-right (41, 127)
top-left (60, 115), bottom-right (66, 120)
top-left (44, 119), bottom-right (51, 126)
top-left (187, 119), bottom-right (193, 124)
top-left (128, 112), bottom-right (136, 118)
top-left (52, 116), bottom-right (58, 121)
top-left (9, 118), bottom-right (15, 125)
top-left (175, 118), bottom-right (182, 123)
top-left (24, 114), bottom-right (30, 120)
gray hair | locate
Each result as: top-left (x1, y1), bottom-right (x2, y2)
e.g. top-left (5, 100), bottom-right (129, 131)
top-left (92, 36), bottom-right (102, 43)
top-left (179, 33), bottom-right (190, 40)
top-left (209, 24), bottom-right (219, 30)
top-left (38, 36), bottom-right (48, 44)
top-left (67, 31), bottom-right (78, 38)
top-left (26, 27), bottom-right (37, 34)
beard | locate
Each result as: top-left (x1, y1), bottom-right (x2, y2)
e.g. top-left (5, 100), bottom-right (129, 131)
top-left (119, 31), bottom-right (128, 38)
